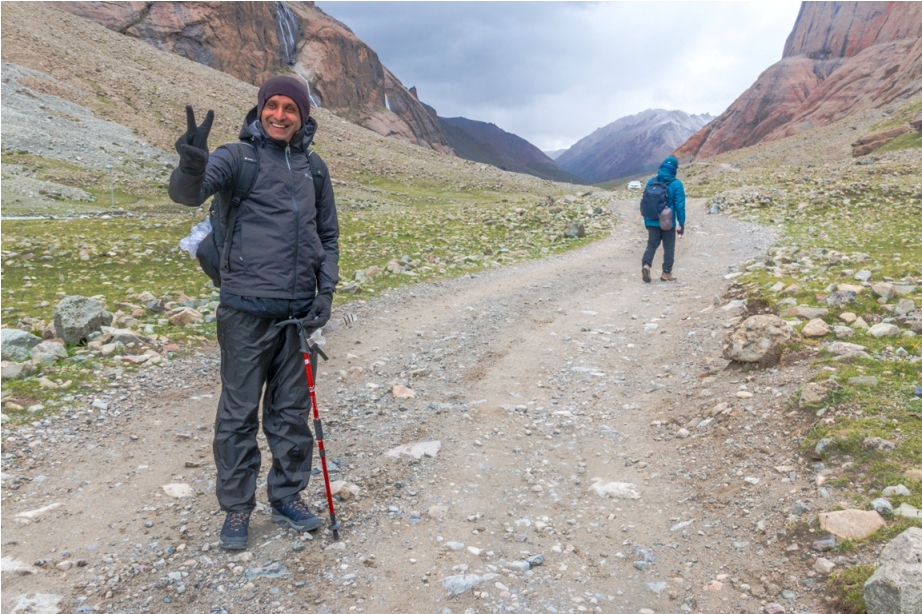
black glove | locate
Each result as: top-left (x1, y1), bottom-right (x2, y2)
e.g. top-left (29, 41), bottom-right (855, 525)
top-left (302, 290), bottom-right (333, 330)
top-left (175, 105), bottom-right (214, 172)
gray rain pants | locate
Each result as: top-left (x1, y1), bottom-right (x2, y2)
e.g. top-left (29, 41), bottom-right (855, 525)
top-left (213, 305), bottom-right (317, 513)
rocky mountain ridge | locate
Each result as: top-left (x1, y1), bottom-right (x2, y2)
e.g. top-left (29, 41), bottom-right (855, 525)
top-left (437, 117), bottom-right (588, 184)
top-left (57, 1), bottom-right (454, 154)
top-left (676, 1), bottom-right (922, 160)
top-left (556, 109), bottom-right (711, 183)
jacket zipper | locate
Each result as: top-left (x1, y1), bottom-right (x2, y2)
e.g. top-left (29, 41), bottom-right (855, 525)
top-left (286, 145), bottom-right (301, 296)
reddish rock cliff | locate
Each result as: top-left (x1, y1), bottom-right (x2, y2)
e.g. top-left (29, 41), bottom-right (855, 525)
top-left (676, 1), bottom-right (922, 161)
top-left (58, 1), bottom-right (452, 153)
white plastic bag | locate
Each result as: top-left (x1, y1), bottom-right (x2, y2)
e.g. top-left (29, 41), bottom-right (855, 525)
top-left (179, 218), bottom-right (212, 258)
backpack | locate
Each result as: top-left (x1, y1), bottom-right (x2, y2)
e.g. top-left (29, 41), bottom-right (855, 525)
top-left (196, 141), bottom-right (325, 287)
top-left (639, 180), bottom-right (674, 231)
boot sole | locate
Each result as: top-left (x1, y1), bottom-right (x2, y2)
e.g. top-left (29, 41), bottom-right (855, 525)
top-left (272, 512), bottom-right (325, 532)
top-left (219, 537), bottom-right (248, 550)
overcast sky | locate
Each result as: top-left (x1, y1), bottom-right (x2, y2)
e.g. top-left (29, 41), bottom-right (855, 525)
top-left (317, 1), bottom-right (802, 152)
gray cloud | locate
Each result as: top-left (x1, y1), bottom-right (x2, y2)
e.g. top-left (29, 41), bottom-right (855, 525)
top-left (317, 1), bottom-right (802, 151)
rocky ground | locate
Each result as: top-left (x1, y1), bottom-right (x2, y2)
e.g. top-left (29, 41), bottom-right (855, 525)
top-left (4, 198), bottom-right (887, 614)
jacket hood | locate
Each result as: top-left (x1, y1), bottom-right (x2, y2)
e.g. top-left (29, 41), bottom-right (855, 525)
top-left (239, 106), bottom-right (317, 148)
top-left (656, 156), bottom-right (678, 183)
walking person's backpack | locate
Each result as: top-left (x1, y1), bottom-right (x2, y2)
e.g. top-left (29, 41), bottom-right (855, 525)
top-left (195, 141), bottom-right (325, 287)
top-left (638, 181), bottom-right (674, 231)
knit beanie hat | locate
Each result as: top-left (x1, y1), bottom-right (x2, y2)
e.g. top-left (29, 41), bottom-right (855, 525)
top-left (661, 156), bottom-right (679, 173)
top-left (257, 75), bottom-right (311, 126)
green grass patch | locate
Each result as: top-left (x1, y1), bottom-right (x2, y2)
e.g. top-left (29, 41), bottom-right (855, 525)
top-left (829, 564), bottom-right (876, 614)
top-left (875, 130), bottom-right (922, 154)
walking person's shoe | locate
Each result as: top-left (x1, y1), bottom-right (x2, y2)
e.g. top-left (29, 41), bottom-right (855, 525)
top-left (660, 272), bottom-right (677, 282)
top-left (642, 265), bottom-right (652, 283)
top-left (272, 499), bottom-right (325, 532)
top-left (219, 511), bottom-right (251, 550)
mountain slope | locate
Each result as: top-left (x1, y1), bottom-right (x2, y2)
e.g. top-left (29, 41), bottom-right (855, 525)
top-left (676, 1), bottom-right (922, 160)
top-left (556, 109), bottom-right (711, 183)
top-left (438, 117), bottom-right (589, 184)
top-left (56, 1), bottom-right (453, 154)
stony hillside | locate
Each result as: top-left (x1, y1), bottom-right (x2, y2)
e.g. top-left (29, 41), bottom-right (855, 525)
top-left (556, 109), bottom-right (711, 183)
top-left (437, 116), bottom-right (589, 184)
top-left (676, 1), bottom-right (922, 161)
top-left (56, 1), bottom-right (454, 154)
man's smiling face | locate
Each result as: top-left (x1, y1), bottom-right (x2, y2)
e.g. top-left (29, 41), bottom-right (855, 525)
top-left (260, 94), bottom-right (301, 143)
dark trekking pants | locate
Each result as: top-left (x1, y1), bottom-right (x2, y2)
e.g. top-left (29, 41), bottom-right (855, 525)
top-left (213, 305), bottom-right (318, 513)
top-left (642, 226), bottom-right (676, 274)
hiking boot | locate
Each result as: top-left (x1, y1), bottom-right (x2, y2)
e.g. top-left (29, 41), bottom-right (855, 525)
top-left (272, 499), bottom-right (324, 532)
top-left (661, 272), bottom-right (677, 282)
top-left (641, 265), bottom-right (651, 283)
top-left (219, 511), bottom-right (251, 550)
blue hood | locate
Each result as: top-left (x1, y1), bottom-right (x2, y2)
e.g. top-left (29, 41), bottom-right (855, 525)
top-left (656, 156), bottom-right (678, 183)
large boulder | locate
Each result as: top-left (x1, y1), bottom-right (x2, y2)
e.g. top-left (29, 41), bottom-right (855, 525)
top-left (723, 315), bottom-right (793, 362)
top-left (1, 328), bottom-right (41, 362)
top-left (863, 527), bottom-right (922, 614)
top-left (53, 296), bottom-right (113, 344)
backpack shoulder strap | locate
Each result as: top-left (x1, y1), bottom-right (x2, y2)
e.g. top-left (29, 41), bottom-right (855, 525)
top-left (305, 149), bottom-right (325, 206)
top-left (220, 141), bottom-right (260, 272)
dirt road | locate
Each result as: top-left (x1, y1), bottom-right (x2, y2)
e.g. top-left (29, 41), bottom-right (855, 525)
top-left (4, 199), bottom-right (834, 614)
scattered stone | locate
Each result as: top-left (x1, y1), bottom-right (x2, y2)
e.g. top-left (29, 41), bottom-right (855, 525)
top-left (391, 384), bottom-right (415, 399)
top-left (1, 361), bottom-right (37, 381)
top-left (895, 504), bottom-right (922, 520)
top-left (819, 509), bottom-right (886, 539)
top-left (508, 561), bottom-right (530, 572)
top-left (869, 323), bottom-right (901, 338)
top-left (814, 558), bottom-right (836, 574)
top-left (1, 556), bottom-right (36, 576)
top-left (854, 316), bottom-right (870, 329)
top-left (855, 269), bottom-right (872, 282)
top-left (833, 325), bottom-right (855, 338)
top-left (894, 299), bottom-right (916, 316)
top-left (244, 562), bottom-right (288, 580)
top-left (827, 341), bottom-right (866, 355)
top-left (15, 502), bottom-right (63, 521)
top-left (589, 481), bottom-right (640, 499)
top-left (780, 306), bottom-right (828, 319)
top-left (839, 312), bottom-right (858, 323)
top-left (723, 315), bottom-right (793, 362)
top-left (161, 483), bottom-right (194, 498)
top-left (330, 480), bottom-right (360, 500)
top-left (763, 605), bottom-right (785, 614)
top-left (872, 498), bottom-right (894, 515)
top-left (812, 534), bottom-right (837, 551)
top-left (55, 560), bottom-right (73, 572)
top-left (445, 541), bottom-right (465, 551)
top-left (802, 318), bottom-right (830, 337)
top-left (863, 527), bottom-right (922, 614)
top-left (872, 282), bottom-right (897, 299)
top-left (826, 291), bottom-right (857, 308)
top-left (385, 440), bottom-right (441, 459)
top-left (1, 329), bottom-right (42, 362)
top-left (526, 554), bottom-right (544, 567)
top-left (8, 593), bottom-right (63, 614)
top-left (441, 573), bottom-right (498, 596)
top-left (169, 308), bottom-right (203, 326)
top-left (849, 376), bottom-right (879, 387)
top-left (882, 485), bottom-right (911, 497)
top-left (676, 428), bottom-right (690, 439)
top-left (792, 501), bottom-right (810, 516)
top-left (53, 296), bottom-right (112, 344)
top-left (864, 437), bottom-right (897, 451)
top-left (563, 222), bottom-right (585, 238)
top-left (799, 380), bottom-right (837, 410)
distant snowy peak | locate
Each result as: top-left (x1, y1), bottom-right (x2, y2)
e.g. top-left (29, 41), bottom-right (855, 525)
top-left (556, 109), bottom-right (711, 183)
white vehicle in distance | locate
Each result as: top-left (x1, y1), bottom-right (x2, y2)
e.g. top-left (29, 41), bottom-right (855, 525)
top-left (627, 181), bottom-right (642, 190)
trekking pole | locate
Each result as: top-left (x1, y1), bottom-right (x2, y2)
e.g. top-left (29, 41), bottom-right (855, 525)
top-left (273, 319), bottom-right (342, 540)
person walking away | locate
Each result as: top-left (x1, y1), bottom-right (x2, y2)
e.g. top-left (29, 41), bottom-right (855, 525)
top-left (169, 75), bottom-right (339, 550)
top-left (641, 155), bottom-right (685, 282)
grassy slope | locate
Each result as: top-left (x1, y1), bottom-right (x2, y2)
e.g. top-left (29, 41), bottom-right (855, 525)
top-left (680, 99), bottom-right (922, 612)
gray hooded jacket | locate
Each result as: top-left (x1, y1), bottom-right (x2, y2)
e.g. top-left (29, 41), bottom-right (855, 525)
top-left (169, 108), bottom-right (339, 313)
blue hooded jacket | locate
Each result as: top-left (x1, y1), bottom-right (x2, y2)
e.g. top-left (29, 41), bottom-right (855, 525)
top-left (644, 156), bottom-right (686, 229)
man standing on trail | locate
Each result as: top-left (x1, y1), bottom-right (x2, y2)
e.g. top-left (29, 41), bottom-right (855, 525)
top-left (169, 75), bottom-right (339, 550)
top-left (641, 155), bottom-right (685, 283)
